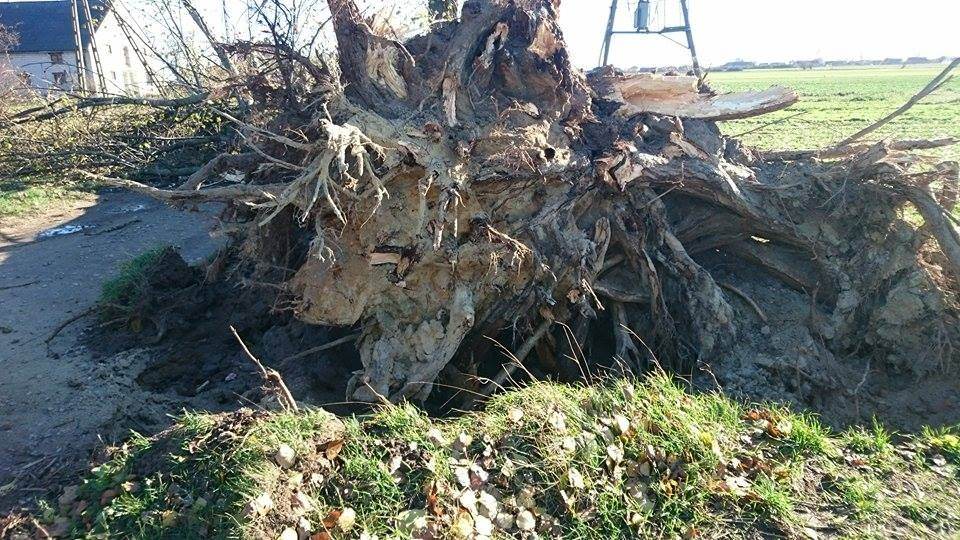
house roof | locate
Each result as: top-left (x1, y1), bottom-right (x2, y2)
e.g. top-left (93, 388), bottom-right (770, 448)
top-left (0, 0), bottom-right (108, 53)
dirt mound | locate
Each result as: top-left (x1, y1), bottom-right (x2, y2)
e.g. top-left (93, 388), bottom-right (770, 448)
top-left (89, 247), bottom-right (361, 413)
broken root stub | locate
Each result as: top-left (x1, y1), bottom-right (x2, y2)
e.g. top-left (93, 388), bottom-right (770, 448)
top-left (122, 0), bottom-right (959, 425)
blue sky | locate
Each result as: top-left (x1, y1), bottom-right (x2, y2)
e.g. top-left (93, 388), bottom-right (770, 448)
top-left (557, 0), bottom-right (959, 69)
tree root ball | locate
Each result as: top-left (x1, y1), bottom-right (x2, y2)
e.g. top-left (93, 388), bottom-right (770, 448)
top-left (125, 0), bottom-right (959, 428)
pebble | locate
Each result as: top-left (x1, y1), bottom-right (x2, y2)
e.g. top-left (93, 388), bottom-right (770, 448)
top-left (516, 510), bottom-right (536, 531)
top-left (274, 444), bottom-right (297, 468)
top-left (58, 485), bottom-right (79, 508)
top-left (338, 507), bottom-right (357, 531)
top-left (474, 514), bottom-right (494, 536)
top-left (277, 527), bottom-right (298, 540)
top-left (244, 493), bottom-right (274, 517)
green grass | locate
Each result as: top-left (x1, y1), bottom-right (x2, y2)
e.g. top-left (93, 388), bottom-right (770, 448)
top-left (99, 246), bottom-right (171, 316)
top-left (0, 98), bottom-right (222, 220)
top-left (841, 418), bottom-right (896, 471)
top-left (835, 475), bottom-right (884, 518)
top-left (0, 178), bottom-right (95, 220)
top-left (710, 65), bottom-right (960, 162)
top-left (919, 426), bottom-right (960, 464)
top-left (75, 409), bottom-right (336, 539)
top-left (16, 374), bottom-right (959, 539)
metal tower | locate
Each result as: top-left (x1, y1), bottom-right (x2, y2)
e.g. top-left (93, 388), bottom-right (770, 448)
top-left (599, 0), bottom-right (701, 77)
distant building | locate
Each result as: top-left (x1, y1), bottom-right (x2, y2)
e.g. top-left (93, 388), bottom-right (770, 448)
top-left (719, 60), bottom-right (756, 71)
top-left (795, 58), bottom-right (825, 70)
top-left (0, 0), bottom-right (151, 95)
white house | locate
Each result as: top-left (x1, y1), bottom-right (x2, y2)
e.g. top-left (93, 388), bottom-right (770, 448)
top-left (0, 0), bottom-right (152, 95)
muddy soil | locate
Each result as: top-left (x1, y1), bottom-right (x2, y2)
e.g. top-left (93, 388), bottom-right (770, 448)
top-left (0, 190), bottom-right (357, 511)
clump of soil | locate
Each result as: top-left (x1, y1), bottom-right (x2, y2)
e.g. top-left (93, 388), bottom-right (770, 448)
top-left (694, 259), bottom-right (960, 431)
top-left (87, 247), bottom-right (361, 421)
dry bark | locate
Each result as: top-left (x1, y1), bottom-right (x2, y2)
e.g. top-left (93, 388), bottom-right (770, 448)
top-left (115, 0), bottom-right (960, 410)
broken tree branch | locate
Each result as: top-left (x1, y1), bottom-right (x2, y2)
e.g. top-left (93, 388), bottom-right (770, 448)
top-left (74, 170), bottom-right (287, 204)
top-left (230, 325), bottom-right (298, 412)
top-left (8, 93), bottom-right (210, 125)
top-left (833, 57), bottom-right (959, 148)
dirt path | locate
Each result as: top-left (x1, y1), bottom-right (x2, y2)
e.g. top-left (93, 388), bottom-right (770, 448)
top-left (0, 190), bottom-right (223, 508)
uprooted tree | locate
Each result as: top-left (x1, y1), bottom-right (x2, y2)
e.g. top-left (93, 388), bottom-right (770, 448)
top-left (83, 0), bottom-right (959, 411)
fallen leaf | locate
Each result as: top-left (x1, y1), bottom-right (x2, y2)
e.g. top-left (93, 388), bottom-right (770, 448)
top-left (160, 510), bottom-right (178, 528)
top-left (455, 466), bottom-right (471, 488)
top-left (607, 443), bottom-right (624, 463)
top-left (477, 489), bottom-right (499, 518)
top-left (626, 479), bottom-right (647, 500)
top-left (297, 516), bottom-right (312, 538)
top-left (244, 493), bottom-right (274, 518)
top-left (291, 491), bottom-right (314, 514)
top-left (724, 475), bottom-right (751, 496)
top-left (613, 414), bottom-right (631, 435)
top-left (517, 486), bottom-right (536, 509)
top-left (459, 489), bottom-right (478, 514)
top-left (396, 509), bottom-right (429, 535)
top-left (427, 428), bottom-right (446, 446)
top-left (99, 488), bottom-right (119, 506)
top-left (427, 483), bottom-right (443, 516)
top-left (451, 511), bottom-right (474, 539)
top-left (323, 439), bottom-right (344, 460)
top-left (548, 410), bottom-right (567, 430)
top-left (321, 509), bottom-right (342, 529)
top-left (494, 512), bottom-right (515, 530)
top-left (469, 464), bottom-right (489, 488)
top-left (387, 453), bottom-right (403, 474)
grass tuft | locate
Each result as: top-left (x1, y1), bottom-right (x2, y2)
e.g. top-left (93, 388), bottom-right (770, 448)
top-left (99, 246), bottom-right (171, 315)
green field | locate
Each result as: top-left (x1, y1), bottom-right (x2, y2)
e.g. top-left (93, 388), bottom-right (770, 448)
top-left (710, 65), bottom-right (960, 161)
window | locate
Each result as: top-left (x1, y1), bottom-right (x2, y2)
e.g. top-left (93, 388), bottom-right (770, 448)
top-left (106, 44), bottom-right (112, 54)
top-left (123, 71), bottom-right (138, 95)
top-left (123, 46), bottom-right (131, 67)
top-left (49, 52), bottom-right (64, 64)
top-left (110, 71), bottom-right (116, 81)
top-left (53, 71), bottom-right (68, 87)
